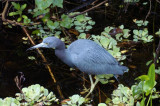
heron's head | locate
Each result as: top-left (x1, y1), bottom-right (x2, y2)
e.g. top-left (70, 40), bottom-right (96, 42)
top-left (27, 37), bottom-right (63, 50)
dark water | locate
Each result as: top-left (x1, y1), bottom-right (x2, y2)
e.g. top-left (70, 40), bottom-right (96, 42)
top-left (0, 0), bottom-right (160, 105)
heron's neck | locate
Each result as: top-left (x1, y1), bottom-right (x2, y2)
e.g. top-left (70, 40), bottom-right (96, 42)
top-left (55, 49), bottom-right (74, 67)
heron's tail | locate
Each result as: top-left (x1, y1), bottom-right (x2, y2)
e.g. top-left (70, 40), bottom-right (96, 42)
top-left (121, 66), bottom-right (128, 73)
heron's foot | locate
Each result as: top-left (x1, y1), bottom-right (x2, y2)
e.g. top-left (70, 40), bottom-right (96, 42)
top-left (80, 85), bottom-right (90, 94)
top-left (85, 86), bottom-right (94, 98)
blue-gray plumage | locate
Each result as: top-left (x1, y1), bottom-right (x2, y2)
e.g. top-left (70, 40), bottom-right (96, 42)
top-left (28, 36), bottom-right (128, 98)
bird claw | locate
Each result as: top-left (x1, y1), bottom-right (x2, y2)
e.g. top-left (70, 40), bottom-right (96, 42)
top-left (80, 85), bottom-right (90, 94)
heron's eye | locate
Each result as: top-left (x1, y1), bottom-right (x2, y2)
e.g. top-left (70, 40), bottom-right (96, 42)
top-left (45, 43), bottom-right (49, 45)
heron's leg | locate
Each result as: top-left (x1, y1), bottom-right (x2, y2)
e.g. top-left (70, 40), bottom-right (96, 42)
top-left (85, 75), bottom-right (99, 98)
top-left (89, 75), bottom-right (94, 86)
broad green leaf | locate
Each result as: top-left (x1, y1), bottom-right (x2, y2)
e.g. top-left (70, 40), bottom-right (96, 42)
top-left (21, 4), bottom-right (27, 11)
top-left (76, 15), bottom-right (85, 22)
top-left (143, 64), bottom-right (155, 96)
top-left (41, 13), bottom-right (50, 23)
top-left (146, 60), bottom-right (153, 66)
top-left (140, 97), bottom-right (146, 106)
top-left (35, 0), bottom-right (52, 10)
top-left (52, 0), bottom-right (63, 8)
top-left (33, 9), bottom-right (50, 17)
top-left (100, 37), bottom-right (109, 48)
top-left (131, 81), bottom-right (143, 97)
top-left (17, 17), bottom-right (22, 22)
top-left (112, 97), bottom-right (120, 104)
top-left (78, 33), bottom-right (86, 39)
top-left (133, 30), bottom-right (139, 35)
top-left (22, 15), bottom-right (28, 19)
top-left (47, 20), bottom-right (55, 29)
top-left (32, 30), bottom-right (40, 35)
top-left (11, 2), bottom-right (20, 10)
top-left (78, 97), bottom-right (85, 105)
top-left (119, 25), bottom-right (124, 29)
top-left (60, 14), bottom-right (72, 28)
top-left (74, 21), bottom-right (81, 25)
top-left (135, 75), bottom-right (150, 81)
top-left (23, 18), bottom-right (31, 24)
top-left (9, 12), bottom-right (19, 16)
top-left (70, 95), bottom-right (79, 103)
top-left (86, 26), bottom-right (92, 30)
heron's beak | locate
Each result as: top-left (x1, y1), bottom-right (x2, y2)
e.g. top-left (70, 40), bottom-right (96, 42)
top-left (27, 42), bottom-right (49, 51)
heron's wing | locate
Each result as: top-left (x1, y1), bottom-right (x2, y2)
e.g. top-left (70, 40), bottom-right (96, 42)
top-left (71, 45), bottom-right (122, 75)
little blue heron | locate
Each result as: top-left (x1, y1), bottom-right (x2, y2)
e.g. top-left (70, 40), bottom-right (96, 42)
top-left (28, 37), bottom-right (128, 98)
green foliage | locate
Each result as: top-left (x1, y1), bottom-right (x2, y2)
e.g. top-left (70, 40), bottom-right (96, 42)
top-left (63, 94), bottom-right (85, 106)
top-left (155, 29), bottom-right (160, 36)
top-left (34, 0), bottom-right (63, 17)
top-left (5, 0), bottom-right (160, 105)
top-left (9, 2), bottom-right (30, 24)
top-left (71, 13), bottom-right (95, 33)
top-left (60, 14), bottom-right (72, 28)
top-left (132, 64), bottom-right (156, 106)
top-left (112, 84), bottom-right (134, 105)
top-left (155, 67), bottom-right (160, 75)
top-left (133, 28), bottom-right (153, 43)
top-left (0, 97), bottom-right (20, 106)
top-left (96, 74), bottom-right (114, 84)
top-left (132, 20), bottom-right (153, 43)
top-left (134, 20), bottom-right (149, 27)
top-left (28, 56), bottom-right (36, 60)
top-left (102, 25), bottom-right (131, 41)
top-left (16, 84), bottom-right (58, 105)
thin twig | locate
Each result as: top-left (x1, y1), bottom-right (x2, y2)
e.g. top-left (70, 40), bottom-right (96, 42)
top-left (69, 0), bottom-right (108, 18)
top-left (156, 0), bottom-right (160, 4)
top-left (145, 0), bottom-right (151, 21)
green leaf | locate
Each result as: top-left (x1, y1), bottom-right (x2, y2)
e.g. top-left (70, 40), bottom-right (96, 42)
top-left (52, 0), bottom-right (63, 8)
top-left (131, 81), bottom-right (143, 97)
top-left (32, 30), bottom-right (40, 35)
top-left (60, 14), bottom-right (72, 28)
top-left (35, 0), bottom-right (53, 10)
top-left (22, 15), bottom-right (28, 19)
top-left (11, 2), bottom-right (20, 10)
top-left (47, 20), bottom-right (55, 29)
top-left (78, 97), bottom-right (85, 105)
top-left (119, 25), bottom-right (124, 29)
top-left (17, 17), bottom-right (22, 22)
top-left (135, 75), bottom-right (150, 81)
top-left (140, 97), bottom-right (146, 106)
top-left (133, 30), bottom-right (139, 35)
top-left (78, 33), bottom-right (86, 39)
top-left (143, 63), bottom-right (155, 96)
top-left (74, 21), bottom-right (81, 25)
top-left (98, 103), bottom-right (107, 106)
top-left (146, 60), bottom-right (153, 66)
top-left (100, 37), bottom-right (109, 48)
top-left (21, 4), bottom-right (27, 11)
top-left (86, 26), bottom-right (92, 30)
top-left (23, 18), bottom-right (31, 24)
top-left (33, 9), bottom-right (49, 18)
top-left (9, 12), bottom-right (19, 16)
top-left (76, 15), bottom-right (85, 22)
